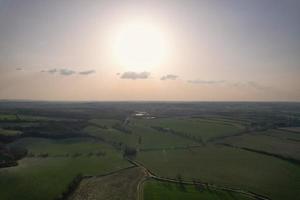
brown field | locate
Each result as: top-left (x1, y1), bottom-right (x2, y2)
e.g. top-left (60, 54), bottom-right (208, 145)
top-left (69, 167), bottom-right (146, 200)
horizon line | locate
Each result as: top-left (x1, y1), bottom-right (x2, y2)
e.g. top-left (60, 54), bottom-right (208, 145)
top-left (0, 99), bottom-right (299, 103)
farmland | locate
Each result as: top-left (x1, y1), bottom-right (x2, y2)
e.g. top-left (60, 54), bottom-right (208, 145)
top-left (132, 118), bottom-right (245, 142)
top-left (0, 138), bottom-right (131, 200)
top-left (261, 129), bottom-right (300, 141)
top-left (136, 145), bottom-right (300, 200)
top-left (220, 130), bottom-right (300, 161)
top-left (84, 119), bottom-right (198, 150)
top-left (0, 101), bottom-right (300, 200)
top-left (144, 180), bottom-right (252, 200)
top-left (278, 127), bottom-right (300, 133)
top-left (0, 128), bottom-right (22, 136)
top-left (69, 167), bottom-right (145, 200)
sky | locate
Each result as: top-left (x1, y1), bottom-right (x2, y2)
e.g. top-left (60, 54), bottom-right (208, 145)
top-left (0, 0), bottom-right (299, 101)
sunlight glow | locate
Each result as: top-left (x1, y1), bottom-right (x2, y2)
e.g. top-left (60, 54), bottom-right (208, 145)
top-left (114, 21), bottom-right (167, 71)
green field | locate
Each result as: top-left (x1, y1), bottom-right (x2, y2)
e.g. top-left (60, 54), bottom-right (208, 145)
top-left (0, 138), bottom-right (131, 200)
top-left (132, 118), bottom-right (244, 142)
top-left (0, 113), bottom-right (63, 122)
top-left (262, 129), bottom-right (300, 141)
top-left (144, 180), bottom-right (252, 200)
top-left (185, 117), bottom-right (249, 128)
top-left (221, 132), bottom-right (300, 161)
top-left (84, 125), bottom-right (139, 147)
top-left (9, 137), bottom-right (118, 156)
top-left (279, 127), bottom-right (300, 133)
top-left (85, 117), bottom-right (244, 149)
top-left (129, 122), bottom-right (198, 149)
top-left (136, 145), bottom-right (300, 200)
top-left (18, 114), bottom-right (58, 121)
top-left (89, 118), bottom-right (121, 127)
top-left (84, 122), bottom-right (197, 150)
top-left (0, 114), bottom-right (17, 120)
top-left (0, 128), bottom-right (22, 136)
top-left (0, 122), bottom-right (39, 128)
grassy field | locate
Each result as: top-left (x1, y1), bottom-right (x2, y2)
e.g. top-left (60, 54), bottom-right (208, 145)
top-left (9, 137), bottom-right (118, 156)
top-left (84, 123), bottom-right (197, 150)
top-left (18, 114), bottom-right (58, 121)
top-left (144, 180), bottom-right (252, 200)
top-left (0, 122), bottom-right (39, 128)
top-left (70, 167), bottom-right (145, 200)
top-left (278, 127), bottom-right (300, 133)
top-left (84, 125), bottom-right (139, 147)
top-left (132, 118), bottom-right (245, 142)
top-left (0, 113), bottom-right (63, 122)
top-left (261, 129), bottom-right (300, 141)
top-left (89, 118), bottom-right (121, 127)
top-left (136, 145), bottom-right (300, 200)
top-left (0, 138), bottom-right (131, 200)
top-left (0, 128), bottom-right (22, 136)
top-left (0, 114), bottom-right (17, 120)
top-left (221, 132), bottom-right (300, 161)
top-left (86, 118), bottom-right (139, 147)
top-left (129, 123), bottom-right (198, 149)
top-left (190, 117), bottom-right (249, 127)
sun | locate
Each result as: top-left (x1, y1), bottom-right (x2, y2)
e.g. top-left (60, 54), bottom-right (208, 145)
top-left (113, 21), bottom-right (167, 71)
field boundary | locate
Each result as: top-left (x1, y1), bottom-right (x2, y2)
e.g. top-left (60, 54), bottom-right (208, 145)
top-left (218, 143), bottom-right (300, 166)
top-left (277, 127), bottom-right (300, 134)
top-left (139, 145), bottom-right (203, 152)
top-left (127, 158), bottom-right (271, 200)
top-left (60, 164), bottom-right (136, 200)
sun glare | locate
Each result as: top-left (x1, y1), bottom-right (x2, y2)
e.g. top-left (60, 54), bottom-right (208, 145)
top-left (114, 22), bottom-right (167, 71)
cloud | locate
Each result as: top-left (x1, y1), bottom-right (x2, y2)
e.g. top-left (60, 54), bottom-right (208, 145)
top-left (42, 68), bottom-right (76, 76)
top-left (41, 68), bottom-right (96, 76)
top-left (120, 71), bottom-right (150, 80)
top-left (187, 79), bottom-right (271, 91)
top-left (46, 68), bottom-right (57, 74)
top-left (78, 70), bottom-right (96, 75)
top-left (187, 79), bottom-right (226, 84)
top-left (59, 68), bottom-right (76, 76)
top-left (231, 81), bottom-right (271, 91)
top-left (161, 74), bottom-right (178, 81)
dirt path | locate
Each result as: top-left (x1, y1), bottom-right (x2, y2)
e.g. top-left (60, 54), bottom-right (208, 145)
top-left (137, 171), bottom-right (147, 200)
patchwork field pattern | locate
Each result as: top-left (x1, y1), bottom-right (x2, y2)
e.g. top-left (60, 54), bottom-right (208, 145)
top-left (0, 138), bottom-right (131, 200)
top-left (136, 145), bottom-right (300, 200)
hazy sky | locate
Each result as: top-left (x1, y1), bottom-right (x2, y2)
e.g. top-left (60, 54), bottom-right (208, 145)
top-left (0, 0), bottom-right (299, 101)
